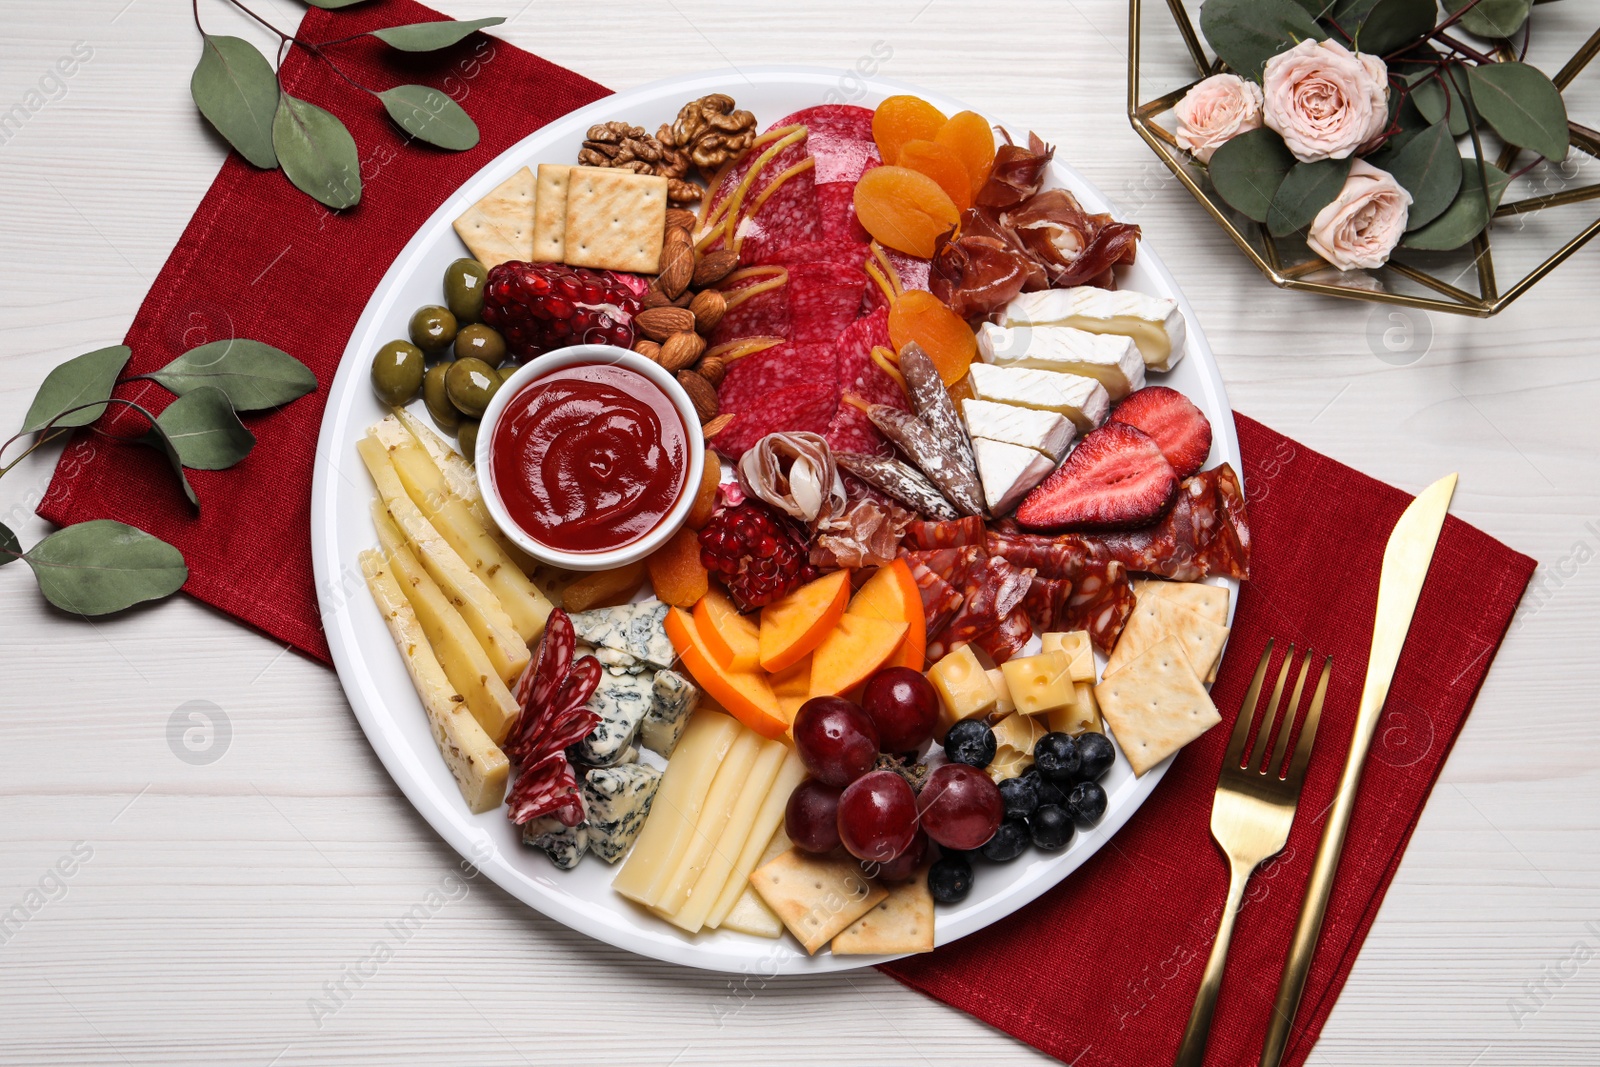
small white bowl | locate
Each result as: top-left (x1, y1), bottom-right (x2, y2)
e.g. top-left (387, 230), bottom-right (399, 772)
top-left (475, 344), bottom-right (706, 571)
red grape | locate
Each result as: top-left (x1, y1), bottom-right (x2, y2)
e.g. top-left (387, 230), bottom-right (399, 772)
top-left (867, 828), bottom-right (928, 883)
top-left (793, 696), bottom-right (880, 788)
top-left (837, 770), bottom-right (918, 863)
top-left (785, 778), bottom-right (843, 854)
top-left (861, 667), bottom-right (941, 753)
top-left (917, 764), bottom-right (1003, 850)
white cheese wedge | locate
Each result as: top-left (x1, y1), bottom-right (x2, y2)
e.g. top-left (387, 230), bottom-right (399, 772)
top-left (999, 287), bottom-right (1186, 371)
top-left (971, 437), bottom-right (1057, 516)
top-left (967, 363), bottom-right (1110, 432)
top-left (976, 322), bottom-right (1146, 401)
top-left (962, 398), bottom-right (1076, 462)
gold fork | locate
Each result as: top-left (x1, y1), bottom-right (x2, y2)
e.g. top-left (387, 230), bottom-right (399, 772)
top-left (1173, 641), bottom-right (1332, 1067)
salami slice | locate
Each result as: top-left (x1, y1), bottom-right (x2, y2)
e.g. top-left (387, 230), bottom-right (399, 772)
top-left (710, 269), bottom-right (791, 348)
top-left (718, 341), bottom-right (837, 414)
top-left (904, 516), bottom-right (989, 550)
top-left (1057, 560), bottom-right (1135, 653)
top-left (900, 554), bottom-right (965, 637)
top-left (835, 452), bottom-right (958, 519)
top-left (900, 544), bottom-right (985, 590)
top-left (789, 263), bottom-right (870, 343)
top-left (868, 405), bottom-right (985, 518)
top-left (975, 607), bottom-right (1033, 664)
top-left (1058, 464), bottom-right (1251, 582)
top-left (768, 237), bottom-right (871, 268)
top-left (705, 130), bottom-right (821, 264)
top-left (899, 343), bottom-right (978, 490)
top-left (506, 752), bottom-right (584, 827)
top-left (1022, 575), bottom-right (1074, 632)
top-left (824, 403), bottom-right (883, 456)
top-left (816, 181), bottom-right (872, 244)
top-left (925, 556), bottom-right (1034, 663)
top-left (770, 105), bottom-right (881, 184)
top-left (710, 381), bottom-right (840, 460)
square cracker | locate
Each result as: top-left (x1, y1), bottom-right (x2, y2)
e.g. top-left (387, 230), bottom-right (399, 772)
top-left (1134, 579), bottom-right (1230, 627)
top-left (832, 870), bottom-right (935, 955)
top-left (452, 166), bottom-right (534, 269)
top-left (563, 166), bottom-right (667, 273)
top-left (751, 849), bottom-right (888, 955)
top-left (1096, 635), bottom-right (1221, 776)
top-left (1105, 596), bottom-right (1230, 683)
top-left (531, 164), bottom-right (571, 262)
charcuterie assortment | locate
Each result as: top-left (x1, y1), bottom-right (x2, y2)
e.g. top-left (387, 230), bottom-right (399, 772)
top-left (353, 87), bottom-right (1252, 959)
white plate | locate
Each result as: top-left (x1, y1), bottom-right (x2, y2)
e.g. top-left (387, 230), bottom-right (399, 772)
top-left (311, 67), bottom-right (1239, 974)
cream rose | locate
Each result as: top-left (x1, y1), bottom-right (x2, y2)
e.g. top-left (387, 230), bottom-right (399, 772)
top-left (1306, 160), bottom-right (1412, 270)
top-left (1262, 38), bottom-right (1390, 163)
top-left (1175, 74), bottom-right (1265, 163)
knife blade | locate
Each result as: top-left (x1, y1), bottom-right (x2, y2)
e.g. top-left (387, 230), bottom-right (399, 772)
top-left (1259, 472), bottom-right (1458, 1067)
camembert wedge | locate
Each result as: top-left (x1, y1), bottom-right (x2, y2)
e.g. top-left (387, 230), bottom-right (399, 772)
top-left (976, 322), bottom-right (1146, 400)
top-left (999, 287), bottom-right (1187, 372)
top-left (966, 363), bottom-right (1110, 432)
top-left (971, 437), bottom-right (1055, 516)
top-left (962, 398), bottom-right (1076, 462)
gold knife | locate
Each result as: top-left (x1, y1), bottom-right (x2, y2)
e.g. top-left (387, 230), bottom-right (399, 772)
top-left (1259, 472), bottom-right (1458, 1067)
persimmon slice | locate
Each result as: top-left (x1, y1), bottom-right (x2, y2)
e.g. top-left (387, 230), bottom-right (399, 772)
top-left (852, 166), bottom-right (960, 259)
top-left (887, 289), bottom-right (978, 386)
top-left (873, 95), bottom-right (948, 169)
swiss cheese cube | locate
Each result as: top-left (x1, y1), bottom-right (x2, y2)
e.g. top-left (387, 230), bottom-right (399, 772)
top-left (928, 647), bottom-right (998, 736)
top-left (999, 652), bottom-right (1075, 716)
top-left (987, 668), bottom-right (1015, 715)
top-left (992, 711), bottom-right (1047, 754)
top-left (1048, 681), bottom-right (1103, 735)
top-left (1041, 631), bottom-right (1095, 683)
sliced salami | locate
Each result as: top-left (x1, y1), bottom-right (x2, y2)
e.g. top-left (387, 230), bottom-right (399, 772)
top-left (1055, 464), bottom-right (1251, 583)
top-left (705, 131), bottom-right (821, 264)
top-left (975, 607), bottom-right (1033, 664)
top-left (904, 516), bottom-right (989, 550)
top-left (900, 553), bottom-right (965, 637)
top-left (789, 263), bottom-right (870, 343)
top-left (824, 404), bottom-right (884, 456)
top-left (817, 180), bottom-right (872, 244)
top-left (768, 237), bottom-right (870, 268)
top-left (770, 105), bottom-right (881, 184)
top-left (709, 271), bottom-right (791, 348)
top-left (717, 341), bottom-right (837, 414)
top-left (710, 381), bottom-right (840, 460)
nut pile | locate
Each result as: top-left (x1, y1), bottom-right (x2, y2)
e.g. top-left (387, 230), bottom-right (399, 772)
top-left (577, 121), bottom-right (702, 206)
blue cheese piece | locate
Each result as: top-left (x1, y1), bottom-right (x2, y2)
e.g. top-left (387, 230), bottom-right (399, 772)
top-left (521, 815), bottom-right (589, 869)
top-left (582, 763), bottom-right (663, 863)
top-left (570, 606), bottom-right (633, 655)
top-left (625, 600), bottom-right (674, 669)
top-left (586, 643), bottom-right (647, 673)
top-left (570, 601), bottom-right (675, 671)
top-left (570, 671), bottom-right (651, 766)
top-left (642, 670), bottom-right (699, 757)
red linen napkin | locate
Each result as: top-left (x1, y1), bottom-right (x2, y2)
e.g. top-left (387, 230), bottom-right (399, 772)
top-left (882, 412), bottom-right (1535, 1066)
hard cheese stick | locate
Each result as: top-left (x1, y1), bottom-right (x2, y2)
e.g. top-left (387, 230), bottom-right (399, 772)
top-left (706, 747), bottom-right (808, 929)
top-left (866, 404), bottom-right (985, 518)
top-left (651, 729), bottom-right (763, 914)
top-left (834, 451), bottom-right (958, 520)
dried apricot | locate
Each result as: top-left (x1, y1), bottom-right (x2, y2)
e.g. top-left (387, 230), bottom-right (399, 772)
top-left (646, 526), bottom-right (710, 608)
top-left (852, 166), bottom-right (960, 260)
top-left (872, 95), bottom-right (948, 169)
top-left (562, 561), bottom-right (646, 612)
top-left (934, 111), bottom-right (998, 198)
top-left (686, 453), bottom-right (721, 530)
top-left (895, 139), bottom-right (973, 211)
top-left (888, 290), bottom-right (977, 386)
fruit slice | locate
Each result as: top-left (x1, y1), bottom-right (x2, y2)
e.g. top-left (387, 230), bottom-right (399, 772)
top-left (664, 608), bottom-right (788, 739)
top-left (888, 290), bottom-right (977, 386)
top-left (758, 570), bottom-right (850, 672)
top-left (1108, 385), bottom-right (1213, 479)
top-left (646, 525), bottom-right (710, 608)
top-left (873, 95), bottom-right (948, 167)
top-left (1015, 422), bottom-right (1178, 531)
top-left (769, 655), bottom-right (812, 724)
top-left (853, 166), bottom-right (960, 259)
top-left (896, 139), bottom-right (974, 211)
top-left (847, 559), bottom-right (926, 671)
top-left (934, 110), bottom-right (998, 198)
top-left (694, 587), bottom-right (760, 672)
top-left (809, 614), bottom-right (909, 699)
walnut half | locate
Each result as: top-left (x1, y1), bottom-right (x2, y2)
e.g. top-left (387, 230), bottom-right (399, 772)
top-left (671, 93), bottom-right (757, 176)
top-left (578, 121), bottom-right (701, 204)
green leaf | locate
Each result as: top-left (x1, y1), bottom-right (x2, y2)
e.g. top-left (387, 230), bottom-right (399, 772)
top-left (377, 86), bottom-right (480, 151)
top-left (1387, 121), bottom-right (1462, 230)
top-left (1467, 62), bottom-right (1570, 162)
top-left (272, 92), bottom-right (361, 209)
top-left (137, 419), bottom-right (200, 509)
top-left (1329, 0), bottom-right (1382, 20)
top-left (1401, 159), bottom-right (1511, 250)
top-left (22, 346), bottom-right (132, 434)
top-left (155, 387), bottom-right (255, 470)
top-left (1207, 128), bottom-right (1298, 222)
top-left (1287, 0), bottom-right (1338, 15)
top-left (191, 34), bottom-right (280, 170)
top-left (144, 339), bottom-right (317, 411)
top-left (24, 520), bottom-right (187, 616)
top-left (1199, 0), bottom-right (1322, 81)
top-left (1443, 0), bottom-right (1532, 38)
top-left (370, 17), bottom-right (504, 51)
top-left (0, 520), bottom-right (20, 569)
top-left (302, 0), bottom-right (372, 7)
top-left (1411, 66), bottom-right (1471, 137)
top-left (1355, 0), bottom-right (1436, 55)
top-left (1267, 158), bottom-right (1354, 236)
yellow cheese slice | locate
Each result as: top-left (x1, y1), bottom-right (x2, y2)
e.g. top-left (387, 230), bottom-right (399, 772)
top-left (718, 828), bottom-right (792, 938)
top-left (652, 729), bottom-right (763, 913)
top-left (706, 749), bottom-right (807, 929)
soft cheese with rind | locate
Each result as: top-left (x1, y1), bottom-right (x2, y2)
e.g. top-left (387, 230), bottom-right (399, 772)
top-left (971, 437), bottom-right (1057, 516)
top-left (976, 322), bottom-right (1146, 400)
top-left (967, 363), bottom-right (1110, 432)
top-left (961, 398), bottom-right (1076, 462)
top-left (999, 287), bottom-right (1186, 372)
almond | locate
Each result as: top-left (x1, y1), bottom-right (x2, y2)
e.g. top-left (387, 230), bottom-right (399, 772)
top-left (701, 412), bottom-right (735, 439)
top-left (635, 306), bottom-right (697, 342)
top-left (656, 241), bottom-right (695, 299)
top-left (665, 208), bottom-right (699, 232)
top-left (664, 224), bottom-right (694, 250)
top-left (693, 249), bottom-right (739, 288)
top-left (677, 370), bottom-right (719, 423)
top-left (689, 289), bottom-right (727, 334)
top-left (633, 339), bottom-right (662, 361)
top-left (641, 283), bottom-right (675, 310)
top-left (696, 354), bottom-right (726, 387)
top-left (659, 330), bottom-right (706, 372)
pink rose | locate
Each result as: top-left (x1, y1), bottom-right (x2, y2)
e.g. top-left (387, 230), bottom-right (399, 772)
top-left (1306, 160), bottom-right (1412, 270)
top-left (1262, 38), bottom-right (1390, 163)
top-left (1175, 74), bottom-right (1265, 163)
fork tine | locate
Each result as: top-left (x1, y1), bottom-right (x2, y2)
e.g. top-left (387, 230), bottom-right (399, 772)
top-left (1247, 644), bottom-right (1295, 772)
top-left (1285, 655), bottom-right (1332, 789)
top-left (1267, 649), bottom-right (1314, 778)
top-left (1225, 640), bottom-right (1275, 769)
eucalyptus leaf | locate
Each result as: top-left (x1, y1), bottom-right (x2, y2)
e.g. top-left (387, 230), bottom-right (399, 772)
top-left (191, 34), bottom-right (279, 169)
top-left (0, 520), bottom-right (19, 569)
top-left (1207, 128), bottom-right (1297, 222)
top-left (1267, 158), bottom-right (1354, 236)
top-left (155, 387), bottom-right (255, 470)
top-left (1412, 66), bottom-right (1471, 137)
top-left (1467, 62), bottom-right (1570, 162)
top-left (23, 520), bottom-right (187, 616)
top-left (137, 419), bottom-right (200, 509)
top-left (1401, 159), bottom-right (1511, 250)
top-left (302, 0), bottom-right (372, 7)
top-left (1443, 0), bottom-right (1532, 38)
top-left (378, 86), bottom-right (480, 151)
top-left (1199, 0), bottom-right (1322, 81)
top-left (272, 92), bottom-right (361, 209)
top-left (1387, 121), bottom-right (1462, 230)
top-left (1287, 0), bottom-right (1337, 15)
top-left (1329, 0), bottom-right (1383, 21)
top-left (370, 17), bottom-right (504, 52)
top-left (143, 339), bottom-right (316, 412)
top-left (1355, 0), bottom-right (1436, 55)
top-left (22, 345), bottom-right (131, 434)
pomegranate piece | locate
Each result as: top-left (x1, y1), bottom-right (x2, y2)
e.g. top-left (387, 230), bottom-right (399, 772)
top-left (481, 262), bottom-right (641, 360)
top-left (1015, 422), bottom-right (1178, 531)
top-left (697, 501), bottom-right (818, 610)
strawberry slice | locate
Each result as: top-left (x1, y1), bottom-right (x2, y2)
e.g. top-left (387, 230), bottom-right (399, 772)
top-left (1015, 423), bottom-right (1178, 531)
top-left (1108, 385), bottom-right (1213, 479)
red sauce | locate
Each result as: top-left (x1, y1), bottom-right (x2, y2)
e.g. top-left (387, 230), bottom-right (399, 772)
top-left (490, 362), bottom-right (688, 554)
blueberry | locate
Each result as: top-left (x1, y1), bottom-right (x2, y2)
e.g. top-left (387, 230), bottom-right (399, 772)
top-left (979, 817), bottom-right (1030, 862)
top-left (1075, 732), bottom-right (1115, 782)
top-left (1033, 731), bottom-right (1081, 784)
top-left (944, 720), bottom-right (997, 769)
top-left (997, 776), bottom-right (1039, 819)
top-left (927, 854), bottom-right (974, 904)
top-left (1028, 804), bottom-right (1076, 851)
top-left (1066, 781), bottom-right (1108, 825)
top-left (1035, 778), bottom-right (1067, 809)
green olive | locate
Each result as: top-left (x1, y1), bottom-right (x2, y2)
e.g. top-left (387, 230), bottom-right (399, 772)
top-left (409, 305), bottom-right (458, 354)
top-left (423, 362), bottom-right (462, 433)
top-left (498, 364), bottom-right (520, 385)
top-left (370, 339), bottom-right (425, 406)
top-left (443, 258), bottom-right (488, 323)
top-left (445, 357), bottom-right (501, 418)
top-left (457, 419), bottom-right (481, 461)
top-left (453, 322), bottom-right (507, 364)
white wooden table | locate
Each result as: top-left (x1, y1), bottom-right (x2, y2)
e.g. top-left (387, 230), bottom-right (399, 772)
top-left (3, 2), bottom-right (1597, 1064)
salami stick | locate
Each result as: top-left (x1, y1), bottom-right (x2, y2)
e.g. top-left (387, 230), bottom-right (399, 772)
top-left (898, 342), bottom-right (979, 480)
top-left (863, 402), bottom-right (986, 518)
top-left (835, 451), bottom-right (960, 520)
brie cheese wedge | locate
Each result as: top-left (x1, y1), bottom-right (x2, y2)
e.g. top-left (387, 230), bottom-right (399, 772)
top-left (999, 287), bottom-right (1186, 371)
top-left (971, 437), bottom-right (1056, 516)
top-left (976, 322), bottom-right (1146, 400)
top-left (967, 363), bottom-right (1111, 431)
top-left (962, 398), bottom-right (1076, 462)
